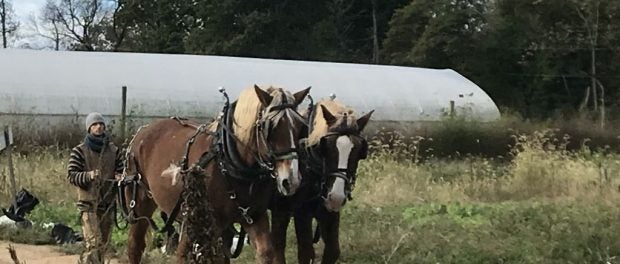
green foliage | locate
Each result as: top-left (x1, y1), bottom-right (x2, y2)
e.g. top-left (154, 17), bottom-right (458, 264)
top-left (366, 115), bottom-right (620, 160)
top-left (4, 133), bottom-right (620, 263)
top-left (0, 225), bottom-right (54, 245)
top-left (116, 0), bottom-right (408, 63)
top-left (115, 0), bottom-right (195, 53)
top-left (28, 202), bottom-right (81, 228)
top-left (392, 202), bottom-right (620, 264)
top-left (383, 0), bottom-right (488, 71)
top-left (381, 0), bottom-right (620, 118)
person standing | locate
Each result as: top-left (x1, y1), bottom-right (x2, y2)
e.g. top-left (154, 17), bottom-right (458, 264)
top-left (67, 112), bottom-right (123, 263)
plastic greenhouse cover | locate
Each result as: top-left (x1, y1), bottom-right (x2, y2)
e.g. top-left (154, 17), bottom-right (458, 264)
top-left (0, 49), bottom-right (500, 122)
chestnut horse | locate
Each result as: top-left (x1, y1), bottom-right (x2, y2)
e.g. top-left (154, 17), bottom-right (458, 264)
top-left (270, 98), bottom-right (373, 264)
top-left (123, 85), bottom-right (310, 264)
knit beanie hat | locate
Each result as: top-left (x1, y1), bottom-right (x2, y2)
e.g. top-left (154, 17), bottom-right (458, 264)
top-left (85, 112), bottom-right (106, 132)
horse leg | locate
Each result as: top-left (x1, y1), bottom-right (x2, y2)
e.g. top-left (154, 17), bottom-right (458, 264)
top-left (126, 192), bottom-right (156, 264)
top-left (271, 209), bottom-right (291, 264)
top-left (244, 212), bottom-right (274, 264)
top-left (221, 225), bottom-right (234, 258)
top-left (294, 207), bottom-right (316, 264)
top-left (175, 228), bottom-right (188, 264)
top-left (317, 210), bottom-right (340, 264)
top-left (175, 222), bottom-right (231, 264)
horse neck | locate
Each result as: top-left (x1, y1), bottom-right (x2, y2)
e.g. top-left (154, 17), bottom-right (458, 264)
top-left (232, 121), bottom-right (259, 166)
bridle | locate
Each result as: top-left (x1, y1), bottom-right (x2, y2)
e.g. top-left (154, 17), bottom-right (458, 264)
top-left (254, 94), bottom-right (307, 174)
top-left (317, 131), bottom-right (368, 202)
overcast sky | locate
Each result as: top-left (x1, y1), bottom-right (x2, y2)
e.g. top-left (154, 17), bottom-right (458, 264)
top-left (10, 0), bottom-right (49, 49)
top-left (13, 0), bottom-right (45, 20)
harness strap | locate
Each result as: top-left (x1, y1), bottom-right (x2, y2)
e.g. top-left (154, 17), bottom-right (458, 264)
top-left (230, 226), bottom-right (247, 258)
top-left (221, 125), bottom-right (271, 176)
top-left (161, 125), bottom-right (219, 235)
top-left (218, 102), bottom-right (272, 179)
top-left (117, 175), bottom-right (159, 230)
top-left (180, 124), bottom-right (209, 170)
top-left (160, 150), bottom-right (219, 234)
top-left (328, 170), bottom-right (350, 183)
top-left (161, 197), bottom-right (182, 234)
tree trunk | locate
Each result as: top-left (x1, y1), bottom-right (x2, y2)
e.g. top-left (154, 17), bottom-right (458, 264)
top-left (371, 0), bottom-right (379, 64)
top-left (591, 43), bottom-right (597, 111)
top-left (596, 79), bottom-right (605, 129)
top-left (579, 86), bottom-right (590, 113)
top-left (1, 0), bottom-right (6, 49)
top-left (575, 2), bottom-right (600, 113)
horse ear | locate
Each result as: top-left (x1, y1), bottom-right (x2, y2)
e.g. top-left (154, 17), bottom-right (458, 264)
top-left (356, 110), bottom-right (374, 132)
top-left (293, 86), bottom-right (311, 106)
top-left (254, 84), bottom-right (273, 106)
top-left (320, 104), bottom-right (337, 126)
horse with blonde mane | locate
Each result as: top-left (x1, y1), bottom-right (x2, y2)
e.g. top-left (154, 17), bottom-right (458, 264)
top-left (122, 85), bottom-right (310, 264)
top-left (270, 98), bottom-right (374, 264)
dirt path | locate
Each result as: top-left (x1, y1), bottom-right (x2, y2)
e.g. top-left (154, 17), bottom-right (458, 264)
top-left (0, 241), bottom-right (121, 264)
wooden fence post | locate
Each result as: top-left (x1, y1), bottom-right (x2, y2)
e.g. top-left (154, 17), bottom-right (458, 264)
top-left (121, 86), bottom-right (127, 141)
top-left (3, 127), bottom-right (17, 200)
top-left (449, 100), bottom-right (455, 118)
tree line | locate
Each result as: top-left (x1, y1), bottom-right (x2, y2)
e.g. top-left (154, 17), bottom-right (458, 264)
top-left (2, 0), bottom-right (620, 120)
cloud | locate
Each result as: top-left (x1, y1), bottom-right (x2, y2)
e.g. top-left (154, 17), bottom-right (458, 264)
top-left (11, 0), bottom-right (53, 49)
top-left (12, 0), bottom-right (46, 20)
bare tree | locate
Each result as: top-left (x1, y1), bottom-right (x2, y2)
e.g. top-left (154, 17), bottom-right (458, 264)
top-left (371, 0), bottom-right (379, 64)
top-left (108, 0), bottom-right (127, 51)
top-left (42, 0), bottom-right (65, 50)
top-left (574, 0), bottom-right (601, 113)
top-left (573, 0), bottom-right (610, 129)
top-left (25, 0), bottom-right (66, 50)
top-left (43, 0), bottom-right (126, 51)
top-left (0, 0), bottom-right (19, 48)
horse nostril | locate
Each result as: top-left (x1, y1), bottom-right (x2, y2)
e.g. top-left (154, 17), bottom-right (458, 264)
top-left (282, 179), bottom-right (290, 190)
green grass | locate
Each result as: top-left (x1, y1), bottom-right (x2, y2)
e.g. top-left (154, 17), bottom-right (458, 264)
top-left (3, 129), bottom-right (620, 263)
top-left (335, 202), bottom-right (620, 264)
top-left (0, 225), bottom-right (54, 245)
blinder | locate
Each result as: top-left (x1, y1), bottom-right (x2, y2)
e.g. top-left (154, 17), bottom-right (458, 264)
top-left (317, 133), bottom-right (368, 160)
top-left (320, 136), bottom-right (328, 155)
top-left (257, 102), bottom-right (305, 163)
top-left (315, 132), bottom-right (369, 203)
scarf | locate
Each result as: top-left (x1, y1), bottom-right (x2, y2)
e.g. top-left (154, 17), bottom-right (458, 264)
top-left (85, 133), bottom-right (109, 153)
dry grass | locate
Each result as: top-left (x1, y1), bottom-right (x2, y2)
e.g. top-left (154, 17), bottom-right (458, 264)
top-left (4, 127), bottom-right (620, 219)
top-left (0, 146), bottom-right (71, 203)
top-left (356, 129), bottom-right (620, 207)
top-left (7, 244), bottom-right (24, 264)
top-left (4, 128), bottom-right (620, 263)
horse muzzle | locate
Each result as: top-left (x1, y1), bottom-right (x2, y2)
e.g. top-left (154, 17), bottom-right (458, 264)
top-left (323, 173), bottom-right (348, 212)
top-left (274, 159), bottom-right (301, 196)
top-left (324, 192), bottom-right (346, 212)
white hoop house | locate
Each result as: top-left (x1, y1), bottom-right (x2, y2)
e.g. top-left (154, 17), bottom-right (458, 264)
top-left (0, 49), bottom-right (499, 122)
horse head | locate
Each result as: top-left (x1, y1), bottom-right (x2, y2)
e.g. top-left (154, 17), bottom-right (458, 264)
top-left (253, 85), bottom-right (310, 196)
top-left (315, 103), bottom-right (373, 212)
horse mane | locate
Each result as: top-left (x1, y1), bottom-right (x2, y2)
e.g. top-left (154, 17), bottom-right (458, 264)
top-left (233, 86), bottom-right (296, 152)
top-left (307, 99), bottom-right (356, 146)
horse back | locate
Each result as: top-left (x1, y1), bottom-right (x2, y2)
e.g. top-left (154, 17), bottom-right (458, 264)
top-left (129, 118), bottom-right (214, 215)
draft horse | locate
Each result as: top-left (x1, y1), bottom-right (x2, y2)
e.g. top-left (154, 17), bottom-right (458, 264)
top-left (122, 85), bottom-right (310, 264)
top-left (270, 98), bottom-right (374, 264)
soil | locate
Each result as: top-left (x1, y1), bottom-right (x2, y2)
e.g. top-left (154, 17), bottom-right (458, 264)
top-left (0, 241), bottom-right (121, 264)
